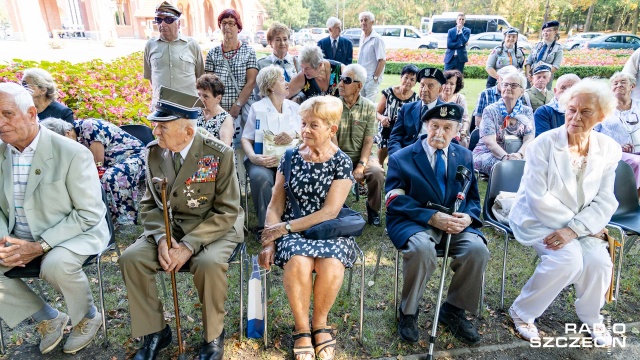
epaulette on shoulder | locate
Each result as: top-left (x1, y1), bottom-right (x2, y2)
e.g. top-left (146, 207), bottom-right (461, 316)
top-left (203, 136), bottom-right (230, 154)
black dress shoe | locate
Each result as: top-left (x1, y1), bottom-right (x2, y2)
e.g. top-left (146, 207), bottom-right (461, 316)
top-left (199, 329), bottom-right (224, 360)
top-left (438, 304), bottom-right (481, 345)
top-left (398, 308), bottom-right (419, 344)
top-left (366, 203), bottom-right (381, 226)
top-left (133, 325), bottom-right (172, 360)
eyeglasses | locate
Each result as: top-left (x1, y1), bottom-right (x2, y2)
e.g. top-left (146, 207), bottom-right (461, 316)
top-left (154, 16), bottom-right (177, 24)
top-left (220, 21), bottom-right (237, 28)
top-left (339, 76), bottom-right (360, 85)
top-left (501, 83), bottom-right (522, 89)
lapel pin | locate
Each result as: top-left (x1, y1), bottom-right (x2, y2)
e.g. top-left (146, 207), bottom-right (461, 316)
top-left (35, 169), bottom-right (41, 175)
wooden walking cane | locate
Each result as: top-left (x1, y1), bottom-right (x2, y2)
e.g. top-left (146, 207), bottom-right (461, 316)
top-left (152, 177), bottom-right (186, 360)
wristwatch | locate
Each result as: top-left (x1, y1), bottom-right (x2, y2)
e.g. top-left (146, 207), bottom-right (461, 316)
top-left (38, 239), bottom-right (52, 253)
top-left (358, 160), bottom-right (366, 167)
top-left (373, 76), bottom-right (379, 82)
top-left (285, 221), bottom-right (292, 233)
top-left (235, 101), bottom-right (242, 107)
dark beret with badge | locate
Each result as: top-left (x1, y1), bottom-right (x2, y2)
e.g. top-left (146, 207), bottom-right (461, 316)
top-left (417, 67), bottom-right (446, 85)
top-left (541, 20), bottom-right (559, 30)
top-left (421, 103), bottom-right (464, 123)
top-left (532, 63), bottom-right (552, 75)
top-left (155, 1), bottom-right (181, 17)
top-left (148, 86), bottom-right (204, 122)
top-left (503, 27), bottom-right (519, 35)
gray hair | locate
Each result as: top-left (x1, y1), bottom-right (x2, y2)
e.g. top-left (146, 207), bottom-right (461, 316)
top-left (257, 65), bottom-right (285, 97)
top-left (610, 71), bottom-right (636, 87)
top-left (299, 44), bottom-right (325, 69)
top-left (359, 11), bottom-right (375, 22)
top-left (343, 64), bottom-right (366, 83)
top-left (326, 17), bottom-right (341, 29)
top-left (23, 68), bottom-right (58, 101)
top-left (556, 73), bottom-right (580, 86)
top-left (40, 117), bottom-right (73, 136)
top-left (559, 78), bottom-right (617, 119)
top-left (0, 82), bottom-right (36, 114)
top-left (497, 65), bottom-right (518, 78)
top-left (502, 72), bottom-right (527, 89)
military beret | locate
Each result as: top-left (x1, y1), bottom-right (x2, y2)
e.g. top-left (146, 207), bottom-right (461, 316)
top-left (148, 86), bottom-right (204, 122)
top-left (422, 103), bottom-right (464, 123)
top-left (156, 1), bottom-right (181, 17)
top-left (503, 27), bottom-right (519, 36)
top-left (532, 63), bottom-right (552, 75)
top-left (541, 20), bottom-right (559, 30)
top-left (417, 67), bottom-right (446, 85)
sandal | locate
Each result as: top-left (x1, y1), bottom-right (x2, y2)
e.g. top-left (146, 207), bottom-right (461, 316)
top-left (312, 326), bottom-right (336, 360)
top-left (292, 330), bottom-right (314, 360)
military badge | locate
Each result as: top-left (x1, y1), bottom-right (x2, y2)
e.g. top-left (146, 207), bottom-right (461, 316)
top-left (440, 107), bottom-right (448, 117)
top-left (189, 156), bottom-right (220, 183)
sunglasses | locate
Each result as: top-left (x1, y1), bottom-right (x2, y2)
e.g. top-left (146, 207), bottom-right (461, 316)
top-left (155, 16), bottom-right (178, 24)
top-left (339, 76), bottom-right (360, 85)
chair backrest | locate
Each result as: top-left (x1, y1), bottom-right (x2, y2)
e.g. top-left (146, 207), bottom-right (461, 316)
top-left (120, 124), bottom-right (155, 146)
top-left (613, 160), bottom-right (640, 216)
top-left (101, 188), bottom-right (116, 248)
top-left (483, 160), bottom-right (526, 222)
top-left (468, 128), bottom-right (480, 152)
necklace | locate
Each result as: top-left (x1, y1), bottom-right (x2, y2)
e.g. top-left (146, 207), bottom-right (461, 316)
top-left (303, 144), bottom-right (333, 162)
top-left (221, 42), bottom-right (240, 59)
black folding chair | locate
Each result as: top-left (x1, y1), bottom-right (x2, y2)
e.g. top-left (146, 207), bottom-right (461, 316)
top-left (468, 128), bottom-right (480, 152)
top-left (0, 189), bottom-right (116, 353)
top-left (120, 124), bottom-right (155, 146)
top-left (482, 160), bottom-right (526, 309)
top-left (607, 160), bottom-right (640, 307)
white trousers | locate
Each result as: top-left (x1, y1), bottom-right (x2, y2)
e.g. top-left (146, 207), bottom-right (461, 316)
top-left (360, 78), bottom-right (379, 103)
top-left (511, 238), bottom-right (612, 327)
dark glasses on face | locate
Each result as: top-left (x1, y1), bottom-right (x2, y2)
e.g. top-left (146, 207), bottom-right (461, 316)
top-left (155, 17), bottom-right (177, 25)
top-left (339, 76), bottom-right (360, 85)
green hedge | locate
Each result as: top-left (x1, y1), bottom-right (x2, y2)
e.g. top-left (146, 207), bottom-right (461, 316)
top-left (383, 62), bottom-right (623, 79)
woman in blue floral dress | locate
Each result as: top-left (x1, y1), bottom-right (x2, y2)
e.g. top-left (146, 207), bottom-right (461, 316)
top-left (41, 117), bottom-right (146, 225)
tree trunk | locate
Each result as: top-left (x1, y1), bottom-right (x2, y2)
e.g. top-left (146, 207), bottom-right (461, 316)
top-left (566, 11), bottom-right (574, 34)
top-left (585, 3), bottom-right (595, 32)
top-left (633, 2), bottom-right (639, 34)
top-left (613, 12), bottom-right (622, 32)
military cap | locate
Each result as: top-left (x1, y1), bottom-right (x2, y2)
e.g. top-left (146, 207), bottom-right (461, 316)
top-left (541, 20), bottom-right (559, 30)
top-left (417, 67), bottom-right (446, 85)
top-left (155, 1), bottom-right (181, 17)
top-left (422, 103), bottom-right (464, 123)
top-left (532, 63), bottom-right (552, 75)
top-left (148, 86), bottom-right (204, 122)
top-left (503, 27), bottom-right (519, 35)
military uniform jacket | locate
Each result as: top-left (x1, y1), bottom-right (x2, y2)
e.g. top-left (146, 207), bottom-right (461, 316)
top-left (141, 131), bottom-right (243, 253)
top-left (486, 46), bottom-right (526, 71)
top-left (524, 87), bottom-right (554, 113)
top-left (525, 41), bottom-right (563, 74)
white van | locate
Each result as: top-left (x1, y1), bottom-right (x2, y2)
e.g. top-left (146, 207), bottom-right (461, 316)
top-left (372, 25), bottom-right (438, 49)
top-left (429, 13), bottom-right (512, 48)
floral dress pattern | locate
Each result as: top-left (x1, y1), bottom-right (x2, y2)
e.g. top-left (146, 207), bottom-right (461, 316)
top-left (374, 87), bottom-right (418, 148)
top-left (197, 111), bottom-right (232, 145)
top-left (74, 119), bottom-right (146, 225)
top-left (274, 148), bottom-right (359, 268)
top-left (301, 60), bottom-right (342, 98)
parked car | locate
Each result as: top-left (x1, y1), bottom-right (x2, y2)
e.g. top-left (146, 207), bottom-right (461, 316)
top-left (563, 32), bottom-right (603, 50)
top-left (581, 33), bottom-right (640, 50)
top-left (209, 29), bottom-right (221, 42)
top-left (295, 28), bottom-right (313, 45)
top-left (255, 30), bottom-right (268, 47)
top-left (342, 28), bottom-right (362, 47)
top-left (238, 30), bottom-right (253, 45)
top-left (372, 25), bottom-right (438, 49)
top-left (466, 32), bottom-right (531, 51)
top-left (310, 27), bottom-right (330, 42)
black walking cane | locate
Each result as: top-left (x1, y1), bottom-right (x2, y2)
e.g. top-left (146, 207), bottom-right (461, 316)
top-left (426, 165), bottom-right (473, 360)
top-left (152, 177), bottom-right (187, 360)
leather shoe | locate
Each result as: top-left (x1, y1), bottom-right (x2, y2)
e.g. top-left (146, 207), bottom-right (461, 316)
top-left (199, 329), bottom-right (224, 360)
top-left (133, 325), bottom-right (172, 360)
top-left (366, 203), bottom-right (381, 226)
top-left (398, 308), bottom-right (419, 344)
top-left (438, 304), bottom-right (481, 345)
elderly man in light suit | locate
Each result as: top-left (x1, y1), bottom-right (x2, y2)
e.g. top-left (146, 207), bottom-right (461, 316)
top-left (0, 82), bottom-right (109, 354)
top-left (119, 87), bottom-right (244, 360)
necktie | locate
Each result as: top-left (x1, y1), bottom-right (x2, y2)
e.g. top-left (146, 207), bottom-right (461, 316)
top-left (275, 58), bottom-right (290, 82)
top-left (420, 104), bottom-right (429, 120)
top-left (173, 152), bottom-right (182, 175)
top-left (435, 149), bottom-right (446, 198)
top-left (332, 39), bottom-right (338, 58)
top-left (537, 43), bottom-right (548, 63)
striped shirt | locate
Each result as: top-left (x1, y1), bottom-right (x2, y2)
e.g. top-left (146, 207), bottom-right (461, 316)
top-left (9, 131), bottom-right (41, 240)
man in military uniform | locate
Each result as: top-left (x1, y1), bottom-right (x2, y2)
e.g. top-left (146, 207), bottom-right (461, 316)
top-left (119, 87), bottom-right (244, 360)
top-left (525, 20), bottom-right (563, 90)
top-left (143, 1), bottom-right (205, 106)
top-left (524, 64), bottom-right (554, 113)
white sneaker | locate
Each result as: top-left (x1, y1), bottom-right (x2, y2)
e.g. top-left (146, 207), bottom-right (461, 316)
top-left (590, 323), bottom-right (613, 347)
top-left (509, 307), bottom-right (540, 341)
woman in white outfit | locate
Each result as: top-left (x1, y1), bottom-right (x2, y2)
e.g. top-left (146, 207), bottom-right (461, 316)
top-left (508, 78), bottom-right (621, 346)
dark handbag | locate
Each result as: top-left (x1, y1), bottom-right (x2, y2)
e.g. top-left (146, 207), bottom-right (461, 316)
top-left (283, 149), bottom-right (366, 239)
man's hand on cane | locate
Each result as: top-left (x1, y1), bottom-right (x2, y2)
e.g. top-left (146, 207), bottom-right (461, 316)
top-left (157, 236), bottom-right (192, 272)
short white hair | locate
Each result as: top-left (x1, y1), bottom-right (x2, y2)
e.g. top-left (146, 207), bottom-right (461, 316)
top-left (359, 11), bottom-right (374, 22)
top-left (40, 117), bottom-right (73, 136)
top-left (257, 65), bottom-right (285, 97)
top-left (299, 44), bottom-right (325, 69)
top-left (502, 72), bottom-right (527, 89)
top-left (559, 78), bottom-right (617, 119)
top-left (343, 64), bottom-right (366, 83)
top-left (610, 71), bottom-right (636, 87)
top-left (23, 68), bottom-right (58, 101)
top-left (0, 82), bottom-right (36, 114)
top-left (326, 17), bottom-right (341, 29)
top-left (497, 65), bottom-right (518, 78)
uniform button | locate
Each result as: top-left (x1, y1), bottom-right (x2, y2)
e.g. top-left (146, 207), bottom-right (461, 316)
top-left (173, 206), bottom-right (179, 210)
top-left (197, 189), bottom-right (201, 193)
top-left (177, 219), bottom-right (183, 223)
top-left (173, 192), bottom-right (178, 197)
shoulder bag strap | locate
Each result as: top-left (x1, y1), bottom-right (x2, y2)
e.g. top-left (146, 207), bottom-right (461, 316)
top-left (221, 46), bottom-right (242, 95)
top-left (283, 148), bottom-right (303, 219)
